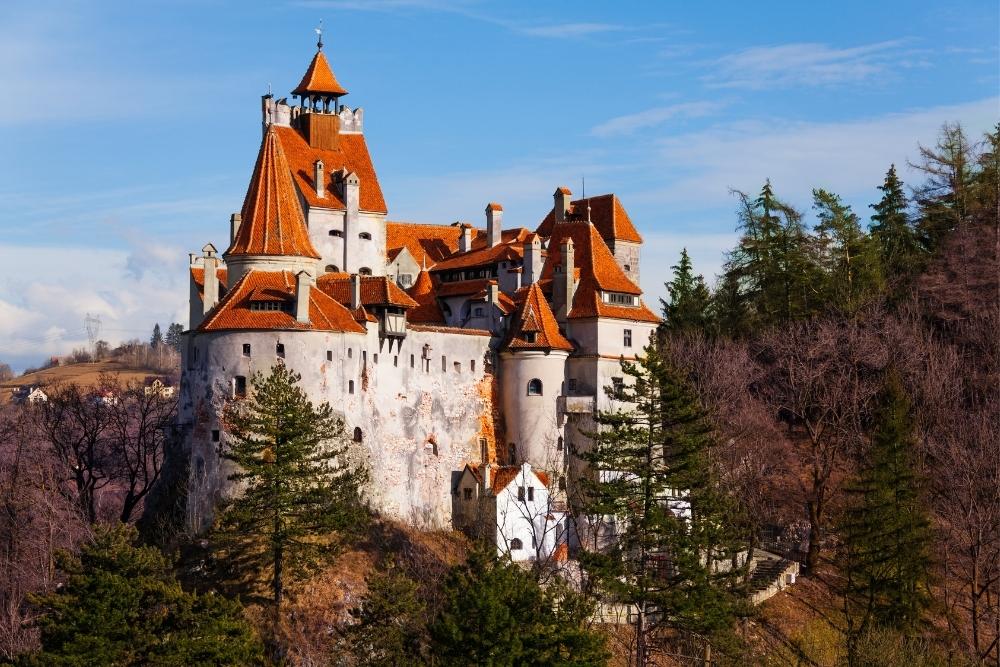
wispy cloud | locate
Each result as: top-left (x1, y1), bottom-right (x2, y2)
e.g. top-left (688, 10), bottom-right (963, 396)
top-left (591, 101), bottom-right (726, 137)
top-left (518, 22), bottom-right (623, 39)
top-left (705, 40), bottom-right (906, 89)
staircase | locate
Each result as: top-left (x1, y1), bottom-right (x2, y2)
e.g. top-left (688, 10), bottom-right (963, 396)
top-left (748, 549), bottom-right (799, 604)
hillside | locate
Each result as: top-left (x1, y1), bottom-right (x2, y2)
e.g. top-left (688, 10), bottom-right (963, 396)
top-left (0, 360), bottom-right (167, 403)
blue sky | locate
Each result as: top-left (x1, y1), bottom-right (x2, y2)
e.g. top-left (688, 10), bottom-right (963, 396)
top-left (1, 0), bottom-right (997, 371)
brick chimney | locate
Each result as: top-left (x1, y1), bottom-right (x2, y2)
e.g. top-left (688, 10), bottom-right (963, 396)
top-left (486, 203), bottom-right (503, 247)
top-left (554, 187), bottom-right (572, 223)
top-left (295, 271), bottom-right (311, 323)
top-left (202, 243), bottom-right (220, 316)
top-left (314, 159), bottom-right (325, 198)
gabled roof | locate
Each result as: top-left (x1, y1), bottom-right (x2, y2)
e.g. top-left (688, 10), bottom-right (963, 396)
top-left (536, 193), bottom-right (642, 244)
top-left (198, 270), bottom-right (365, 333)
top-left (315, 273), bottom-right (418, 308)
top-left (386, 222), bottom-right (482, 267)
top-left (405, 270), bottom-right (446, 324)
top-left (430, 228), bottom-right (534, 273)
top-left (541, 222), bottom-right (659, 323)
top-left (275, 125), bottom-right (386, 214)
top-left (226, 126), bottom-right (321, 259)
top-left (501, 283), bottom-right (573, 352)
top-left (190, 267), bottom-right (229, 300)
top-left (292, 49), bottom-right (348, 97)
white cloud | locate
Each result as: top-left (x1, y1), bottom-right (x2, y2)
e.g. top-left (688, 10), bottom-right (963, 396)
top-left (591, 101), bottom-right (725, 137)
top-left (518, 23), bottom-right (623, 39)
top-left (706, 40), bottom-right (906, 89)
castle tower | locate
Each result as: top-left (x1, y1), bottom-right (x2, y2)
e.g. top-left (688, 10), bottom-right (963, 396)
top-left (499, 283), bottom-right (573, 477)
top-left (224, 125), bottom-right (321, 283)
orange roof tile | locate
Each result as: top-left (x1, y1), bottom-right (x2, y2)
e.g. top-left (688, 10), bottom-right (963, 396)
top-left (385, 222), bottom-right (482, 267)
top-left (487, 202), bottom-right (503, 211)
top-left (316, 273), bottom-right (418, 308)
top-left (490, 466), bottom-right (521, 492)
top-left (434, 278), bottom-right (494, 298)
top-left (501, 283), bottom-right (573, 352)
top-left (536, 193), bottom-right (642, 244)
top-left (292, 49), bottom-right (348, 97)
top-left (274, 125), bottom-right (387, 214)
top-left (199, 270), bottom-right (366, 333)
top-left (405, 270), bottom-right (446, 324)
top-left (226, 126), bottom-right (320, 259)
top-left (430, 228), bottom-right (533, 272)
top-left (190, 267), bottom-right (228, 300)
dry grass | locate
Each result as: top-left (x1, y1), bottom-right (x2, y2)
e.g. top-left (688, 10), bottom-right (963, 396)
top-left (0, 360), bottom-right (161, 403)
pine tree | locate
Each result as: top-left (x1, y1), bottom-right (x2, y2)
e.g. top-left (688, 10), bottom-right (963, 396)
top-left (869, 165), bottom-right (920, 289)
top-left (149, 323), bottom-right (163, 349)
top-left (660, 248), bottom-right (711, 334)
top-left (19, 524), bottom-right (264, 666)
top-left (217, 363), bottom-right (368, 619)
top-left (164, 323), bottom-right (184, 353)
top-left (812, 188), bottom-right (881, 312)
top-left (429, 547), bottom-right (609, 666)
top-left (911, 123), bottom-right (977, 254)
top-left (840, 370), bottom-right (933, 662)
top-left (344, 565), bottom-right (428, 666)
top-left (578, 344), bottom-right (748, 663)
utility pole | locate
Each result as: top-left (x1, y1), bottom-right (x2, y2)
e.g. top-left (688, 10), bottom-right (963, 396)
top-left (84, 313), bottom-right (102, 358)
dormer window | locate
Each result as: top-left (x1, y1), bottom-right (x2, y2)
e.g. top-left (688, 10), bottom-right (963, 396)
top-left (606, 292), bottom-right (638, 307)
top-left (359, 232), bottom-right (372, 240)
top-left (359, 267), bottom-right (372, 276)
top-left (249, 301), bottom-right (290, 312)
top-left (524, 332), bottom-right (537, 344)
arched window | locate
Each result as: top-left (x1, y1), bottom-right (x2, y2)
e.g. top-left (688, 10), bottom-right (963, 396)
top-left (509, 538), bottom-right (523, 551)
top-left (353, 427), bottom-right (363, 443)
top-left (325, 264), bottom-right (339, 273)
top-left (359, 267), bottom-right (372, 276)
top-left (359, 232), bottom-right (372, 240)
top-left (527, 378), bottom-right (543, 396)
top-left (329, 229), bottom-right (343, 237)
top-left (557, 436), bottom-right (564, 451)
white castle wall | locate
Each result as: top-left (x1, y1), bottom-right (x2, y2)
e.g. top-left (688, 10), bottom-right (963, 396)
top-left (499, 350), bottom-right (568, 473)
top-left (181, 324), bottom-right (494, 533)
top-left (306, 207), bottom-right (387, 276)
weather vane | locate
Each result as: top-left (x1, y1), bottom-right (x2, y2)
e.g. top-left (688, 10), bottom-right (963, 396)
top-left (315, 20), bottom-right (324, 50)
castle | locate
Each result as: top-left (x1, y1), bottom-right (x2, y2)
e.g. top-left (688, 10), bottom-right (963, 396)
top-left (180, 36), bottom-right (660, 561)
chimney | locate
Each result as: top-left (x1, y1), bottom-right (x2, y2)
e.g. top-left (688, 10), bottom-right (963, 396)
top-left (341, 171), bottom-right (360, 271)
top-left (295, 271), bottom-right (311, 323)
top-left (230, 213), bottom-right (242, 244)
top-left (481, 438), bottom-right (491, 491)
top-left (554, 187), bottom-right (572, 223)
top-left (557, 237), bottom-right (576, 323)
top-left (522, 235), bottom-right (541, 286)
top-left (350, 273), bottom-right (362, 311)
top-left (201, 244), bottom-right (220, 316)
top-left (457, 223), bottom-right (473, 253)
top-left (487, 281), bottom-right (500, 331)
top-left (486, 203), bottom-right (503, 247)
top-left (314, 160), bottom-right (325, 198)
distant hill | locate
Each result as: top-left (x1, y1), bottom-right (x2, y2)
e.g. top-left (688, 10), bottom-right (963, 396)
top-left (0, 360), bottom-right (167, 404)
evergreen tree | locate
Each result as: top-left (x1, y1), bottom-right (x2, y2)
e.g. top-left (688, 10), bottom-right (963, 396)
top-left (18, 524), bottom-right (264, 666)
top-left (869, 165), bottom-right (920, 289)
top-left (429, 547), bottom-right (609, 666)
top-left (911, 123), bottom-right (977, 254)
top-left (812, 188), bottom-right (881, 312)
top-left (578, 344), bottom-right (748, 664)
top-left (217, 363), bottom-right (368, 619)
top-left (344, 566), bottom-right (428, 666)
top-left (840, 370), bottom-right (933, 662)
top-left (660, 248), bottom-right (711, 334)
top-left (164, 323), bottom-right (184, 353)
top-left (149, 323), bottom-right (163, 349)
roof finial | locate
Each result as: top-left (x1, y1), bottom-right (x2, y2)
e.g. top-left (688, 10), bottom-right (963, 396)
top-left (315, 20), bottom-right (324, 50)
top-left (583, 176), bottom-right (592, 222)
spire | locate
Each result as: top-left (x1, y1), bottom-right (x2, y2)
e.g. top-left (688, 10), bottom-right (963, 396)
top-left (292, 29), bottom-right (349, 98)
top-left (501, 283), bottom-right (573, 352)
top-left (226, 125), bottom-right (320, 259)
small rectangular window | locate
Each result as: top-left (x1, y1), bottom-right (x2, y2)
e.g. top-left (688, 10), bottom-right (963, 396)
top-left (612, 377), bottom-right (624, 399)
top-left (276, 343), bottom-right (285, 358)
top-left (517, 486), bottom-right (525, 501)
top-left (463, 488), bottom-right (472, 500)
top-left (442, 356), bottom-right (447, 372)
top-left (470, 359), bottom-right (476, 373)
top-left (410, 354), bottom-right (415, 368)
top-left (394, 355), bottom-right (398, 367)
top-left (527, 487), bottom-right (535, 501)
top-left (348, 348), bottom-right (353, 358)
top-left (363, 351), bottom-right (367, 364)
top-left (349, 380), bottom-right (355, 394)
top-left (242, 343), bottom-right (251, 357)
top-left (454, 361), bottom-right (461, 373)
top-left (234, 376), bottom-right (247, 398)
top-left (211, 429), bottom-right (220, 442)
top-left (373, 353), bottom-right (379, 364)
top-left (624, 329), bottom-right (632, 347)
top-left (327, 350), bottom-right (333, 361)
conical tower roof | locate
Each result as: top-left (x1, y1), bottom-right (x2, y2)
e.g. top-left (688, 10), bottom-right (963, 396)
top-left (226, 125), bottom-right (320, 259)
top-left (501, 283), bottom-right (573, 351)
top-left (292, 48), bottom-right (349, 98)
top-left (406, 269), bottom-right (446, 324)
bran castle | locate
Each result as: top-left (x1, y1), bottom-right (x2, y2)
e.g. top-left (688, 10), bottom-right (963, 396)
top-left (180, 38), bottom-right (660, 561)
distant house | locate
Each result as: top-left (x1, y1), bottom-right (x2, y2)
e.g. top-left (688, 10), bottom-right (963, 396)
top-left (454, 461), bottom-right (566, 563)
top-left (144, 378), bottom-right (176, 398)
top-left (12, 386), bottom-right (47, 405)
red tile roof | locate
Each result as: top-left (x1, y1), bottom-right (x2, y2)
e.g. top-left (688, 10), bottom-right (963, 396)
top-left (408, 323), bottom-right (492, 337)
top-left (315, 273), bottom-right (418, 308)
top-left (199, 271), bottom-right (366, 333)
top-left (190, 267), bottom-right (228, 300)
top-left (385, 222), bottom-right (483, 267)
top-left (405, 270), bottom-right (446, 324)
top-left (487, 202), bottom-right (503, 211)
top-left (226, 126), bottom-right (321, 259)
top-left (292, 49), bottom-right (348, 97)
top-left (274, 125), bottom-right (387, 214)
top-left (501, 283), bottom-right (573, 352)
top-left (430, 228), bottom-right (533, 272)
top-left (434, 278), bottom-right (494, 298)
top-left (536, 193), bottom-right (642, 244)
top-left (542, 222), bottom-right (659, 323)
